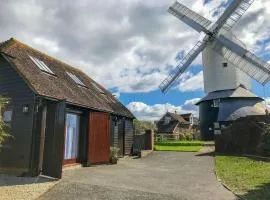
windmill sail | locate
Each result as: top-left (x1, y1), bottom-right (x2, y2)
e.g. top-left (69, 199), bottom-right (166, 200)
top-left (168, 1), bottom-right (212, 33)
top-left (211, 0), bottom-right (254, 32)
top-left (215, 37), bottom-right (270, 85)
top-left (159, 40), bottom-right (208, 93)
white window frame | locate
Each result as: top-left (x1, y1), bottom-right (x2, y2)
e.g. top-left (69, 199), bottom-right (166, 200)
top-left (66, 72), bottom-right (86, 87)
top-left (29, 55), bottom-right (55, 75)
top-left (213, 99), bottom-right (220, 108)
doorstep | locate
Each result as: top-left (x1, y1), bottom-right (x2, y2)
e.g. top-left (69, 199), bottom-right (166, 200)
top-left (62, 163), bottom-right (83, 171)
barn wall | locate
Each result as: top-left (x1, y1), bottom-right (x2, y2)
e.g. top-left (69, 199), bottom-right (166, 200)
top-left (124, 119), bottom-right (134, 155)
top-left (0, 55), bottom-right (36, 175)
top-left (118, 118), bottom-right (124, 156)
top-left (110, 116), bottom-right (119, 148)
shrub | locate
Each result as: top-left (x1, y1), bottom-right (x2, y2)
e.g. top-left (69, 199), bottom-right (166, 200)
top-left (175, 128), bottom-right (197, 141)
top-left (256, 123), bottom-right (270, 156)
top-left (178, 132), bottom-right (186, 140)
top-left (0, 97), bottom-right (11, 149)
top-left (194, 130), bottom-right (201, 140)
top-left (134, 119), bottom-right (156, 135)
top-left (110, 147), bottom-right (120, 164)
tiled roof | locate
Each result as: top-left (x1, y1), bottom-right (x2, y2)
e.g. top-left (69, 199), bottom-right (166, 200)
top-left (157, 112), bottom-right (191, 133)
top-left (157, 121), bottom-right (179, 133)
top-left (167, 112), bottom-right (188, 123)
top-left (0, 38), bottom-right (134, 118)
top-left (196, 86), bottom-right (263, 105)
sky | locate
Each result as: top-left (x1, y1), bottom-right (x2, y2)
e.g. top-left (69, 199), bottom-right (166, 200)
top-left (0, 0), bottom-right (269, 121)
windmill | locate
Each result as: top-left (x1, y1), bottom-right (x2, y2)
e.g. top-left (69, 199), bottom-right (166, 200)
top-left (160, 0), bottom-right (270, 140)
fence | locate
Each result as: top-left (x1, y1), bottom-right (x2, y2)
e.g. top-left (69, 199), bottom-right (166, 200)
top-left (155, 134), bottom-right (180, 141)
top-left (133, 130), bottom-right (154, 154)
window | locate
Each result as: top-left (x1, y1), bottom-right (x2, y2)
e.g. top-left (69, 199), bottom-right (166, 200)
top-left (66, 72), bottom-right (86, 87)
top-left (3, 110), bottom-right (12, 122)
top-left (214, 122), bottom-right (220, 129)
top-left (64, 113), bottom-right (80, 161)
top-left (29, 55), bottom-right (55, 75)
top-left (92, 82), bottom-right (105, 94)
top-left (3, 110), bottom-right (12, 128)
top-left (222, 62), bottom-right (228, 68)
top-left (189, 115), bottom-right (194, 124)
top-left (164, 116), bottom-right (171, 124)
top-left (213, 99), bottom-right (220, 108)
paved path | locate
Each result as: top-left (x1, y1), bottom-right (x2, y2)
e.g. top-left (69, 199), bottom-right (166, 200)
top-left (38, 149), bottom-right (236, 200)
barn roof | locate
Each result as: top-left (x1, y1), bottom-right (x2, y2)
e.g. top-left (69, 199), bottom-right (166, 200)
top-left (0, 38), bottom-right (134, 118)
top-left (218, 100), bottom-right (266, 122)
top-left (196, 86), bottom-right (263, 105)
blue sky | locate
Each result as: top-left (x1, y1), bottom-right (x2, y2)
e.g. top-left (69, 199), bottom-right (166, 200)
top-left (0, 0), bottom-right (269, 120)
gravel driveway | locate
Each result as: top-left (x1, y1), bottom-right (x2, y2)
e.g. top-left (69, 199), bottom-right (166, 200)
top-left (38, 148), bottom-right (236, 200)
top-left (0, 175), bottom-right (58, 200)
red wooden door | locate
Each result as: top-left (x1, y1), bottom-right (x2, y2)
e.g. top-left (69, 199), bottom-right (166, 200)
top-left (88, 112), bottom-right (110, 164)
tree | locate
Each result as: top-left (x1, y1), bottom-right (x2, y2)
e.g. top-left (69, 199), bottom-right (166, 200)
top-left (133, 119), bottom-right (157, 135)
top-left (0, 97), bottom-right (11, 147)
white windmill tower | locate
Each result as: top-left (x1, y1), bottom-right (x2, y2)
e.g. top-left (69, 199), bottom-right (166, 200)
top-left (160, 0), bottom-right (270, 140)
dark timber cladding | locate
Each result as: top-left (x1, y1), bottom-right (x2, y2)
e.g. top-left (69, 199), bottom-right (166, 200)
top-left (42, 101), bottom-right (66, 178)
top-left (0, 55), bottom-right (35, 174)
top-left (124, 119), bottom-right (134, 155)
top-left (0, 38), bottom-right (135, 178)
top-left (118, 119), bottom-right (125, 156)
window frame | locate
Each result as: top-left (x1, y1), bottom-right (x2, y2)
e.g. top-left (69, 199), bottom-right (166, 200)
top-left (213, 99), bottom-right (220, 108)
top-left (29, 55), bottom-right (56, 76)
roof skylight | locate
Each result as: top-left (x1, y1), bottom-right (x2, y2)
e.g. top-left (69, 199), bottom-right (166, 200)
top-left (92, 82), bottom-right (105, 94)
top-left (66, 72), bottom-right (86, 87)
top-left (29, 55), bottom-right (55, 75)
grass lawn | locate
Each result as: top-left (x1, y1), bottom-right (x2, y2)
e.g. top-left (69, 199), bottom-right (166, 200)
top-left (215, 155), bottom-right (270, 200)
top-left (154, 141), bottom-right (203, 152)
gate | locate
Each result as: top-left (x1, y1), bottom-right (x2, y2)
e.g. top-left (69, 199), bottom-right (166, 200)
top-left (88, 112), bottom-right (110, 164)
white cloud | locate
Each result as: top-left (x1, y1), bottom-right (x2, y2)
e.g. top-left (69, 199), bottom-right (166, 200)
top-left (265, 97), bottom-right (270, 109)
top-left (0, 0), bottom-right (268, 93)
top-left (127, 97), bottom-right (200, 121)
top-left (33, 37), bottom-right (60, 53)
top-left (177, 71), bottom-right (204, 92)
top-left (112, 91), bottom-right (120, 99)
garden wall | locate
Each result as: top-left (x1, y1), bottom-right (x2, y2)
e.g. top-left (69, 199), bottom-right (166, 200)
top-left (215, 115), bottom-right (270, 155)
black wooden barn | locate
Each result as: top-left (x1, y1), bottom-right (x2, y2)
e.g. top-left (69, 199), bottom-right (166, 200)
top-left (0, 38), bottom-right (135, 178)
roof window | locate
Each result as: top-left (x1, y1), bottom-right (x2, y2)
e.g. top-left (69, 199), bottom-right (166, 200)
top-left (92, 82), bottom-right (105, 94)
top-left (29, 55), bottom-right (55, 75)
top-left (66, 72), bottom-right (86, 87)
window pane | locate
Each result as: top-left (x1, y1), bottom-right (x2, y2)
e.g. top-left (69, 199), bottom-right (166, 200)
top-left (3, 111), bottom-right (12, 122)
top-left (64, 113), bottom-right (80, 160)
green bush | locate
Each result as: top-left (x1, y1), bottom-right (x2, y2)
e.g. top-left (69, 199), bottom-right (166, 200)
top-left (256, 123), bottom-right (270, 156)
top-left (134, 119), bottom-right (156, 135)
top-left (175, 128), bottom-right (197, 141)
top-left (0, 97), bottom-right (11, 149)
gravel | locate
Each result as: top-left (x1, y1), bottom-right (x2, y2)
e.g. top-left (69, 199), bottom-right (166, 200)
top-left (0, 174), bottom-right (59, 200)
